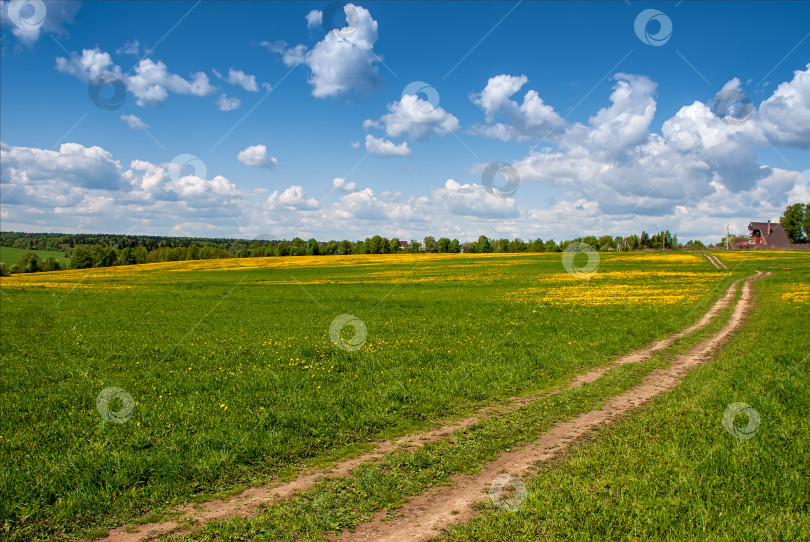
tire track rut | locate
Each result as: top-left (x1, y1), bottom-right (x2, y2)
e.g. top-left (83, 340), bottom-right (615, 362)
top-left (339, 272), bottom-right (767, 542)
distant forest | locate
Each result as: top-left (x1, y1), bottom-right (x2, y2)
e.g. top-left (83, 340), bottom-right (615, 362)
top-left (0, 230), bottom-right (695, 275)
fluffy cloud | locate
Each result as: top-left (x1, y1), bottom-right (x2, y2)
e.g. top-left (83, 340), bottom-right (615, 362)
top-left (1, 142), bottom-right (124, 193)
top-left (506, 72), bottom-right (794, 217)
top-left (3, 65), bottom-right (808, 241)
top-left (272, 4), bottom-right (383, 97)
top-left (758, 63), bottom-right (810, 149)
top-left (364, 134), bottom-right (411, 156)
top-left (1, 0), bottom-right (80, 46)
top-left (55, 48), bottom-right (215, 106)
top-left (266, 186), bottom-right (318, 210)
top-left (217, 94), bottom-right (241, 111)
top-left (432, 179), bottom-right (519, 218)
top-left (117, 39), bottom-right (140, 56)
top-left (305, 9), bottom-right (322, 28)
top-left (215, 68), bottom-right (259, 92)
top-left (470, 74), bottom-right (566, 142)
top-left (368, 95), bottom-right (460, 141)
top-left (126, 58), bottom-right (214, 105)
top-left (335, 188), bottom-right (388, 220)
top-left (331, 177), bottom-right (357, 192)
top-left (237, 144), bottom-right (278, 168)
top-left (121, 114), bottom-right (148, 130)
top-left (1, 141), bottom-right (255, 235)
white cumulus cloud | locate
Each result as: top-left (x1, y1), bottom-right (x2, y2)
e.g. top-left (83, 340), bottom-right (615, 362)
top-left (305, 9), bottom-right (323, 28)
top-left (120, 114), bottom-right (148, 130)
top-left (368, 95), bottom-right (460, 141)
top-left (55, 48), bottom-right (215, 106)
top-left (215, 67), bottom-right (260, 92)
top-left (266, 186), bottom-right (319, 210)
top-left (217, 94), bottom-right (241, 111)
top-left (271, 4), bottom-right (382, 98)
top-left (332, 177), bottom-right (357, 192)
top-left (470, 74), bottom-right (566, 142)
top-left (432, 179), bottom-right (519, 219)
top-left (758, 63), bottom-right (810, 149)
top-left (1, 0), bottom-right (80, 46)
top-left (237, 144), bottom-right (278, 168)
top-left (364, 135), bottom-right (411, 157)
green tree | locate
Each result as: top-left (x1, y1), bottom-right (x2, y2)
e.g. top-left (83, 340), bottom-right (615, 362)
top-left (17, 251), bottom-right (40, 272)
top-left (306, 238), bottom-right (320, 256)
top-left (133, 246), bottom-right (148, 264)
top-left (597, 235), bottom-right (613, 251)
top-left (476, 235), bottom-right (490, 253)
top-left (187, 243), bottom-right (201, 260)
top-left (508, 238), bottom-right (526, 252)
top-left (119, 247), bottom-right (135, 265)
top-left (780, 203), bottom-right (806, 243)
top-left (389, 238), bottom-right (402, 253)
top-left (449, 239), bottom-right (460, 253)
top-left (41, 257), bottom-right (61, 271)
top-left (436, 237), bottom-right (451, 253)
top-left (289, 237), bottom-right (306, 256)
top-left (640, 231), bottom-right (650, 249)
top-left (423, 236), bottom-right (436, 253)
top-left (528, 238), bottom-right (544, 252)
top-left (70, 246), bottom-right (94, 269)
top-left (380, 237), bottom-right (391, 254)
top-left (366, 235), bottom-right (382, 254)
top-left (337, 240), bottom-right (351, 255)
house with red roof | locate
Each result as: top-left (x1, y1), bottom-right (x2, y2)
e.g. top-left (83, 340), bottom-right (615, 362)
top-left (743, 220), bottom-right (791, 247)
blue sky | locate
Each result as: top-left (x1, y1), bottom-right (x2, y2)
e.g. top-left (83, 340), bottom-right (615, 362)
top-left (1, 1), bottom-right (809, 243)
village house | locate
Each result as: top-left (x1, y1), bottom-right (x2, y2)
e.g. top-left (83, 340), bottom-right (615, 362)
top-left (737, 220), bottom-right (791, 248)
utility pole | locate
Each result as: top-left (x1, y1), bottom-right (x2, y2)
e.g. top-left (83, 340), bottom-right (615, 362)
top-left (726, 225), bottom-right (730, 250)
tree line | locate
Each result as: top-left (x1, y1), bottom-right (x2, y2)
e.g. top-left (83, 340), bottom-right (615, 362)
top-left (0, 229), bottom-right (690, 276)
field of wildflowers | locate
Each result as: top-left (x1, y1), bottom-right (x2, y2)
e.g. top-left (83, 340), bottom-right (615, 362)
top-left (1, 250), bottom-right (804, 540)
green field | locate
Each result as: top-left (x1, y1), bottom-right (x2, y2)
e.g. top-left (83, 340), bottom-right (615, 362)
top-left (0, 251), bottom-right (807, 541)
top-left (0, 246), bottom-right (69, 267)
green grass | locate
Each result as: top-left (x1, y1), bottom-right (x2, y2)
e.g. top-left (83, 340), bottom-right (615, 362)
top-left (0, 251), bottom-right (805, 540)
top-left (163, 265), bottom-right (748, 541)
top-left (438, 258), bottom-right (810, 541)
top-left (0, 246), bottom-right (69, 267)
